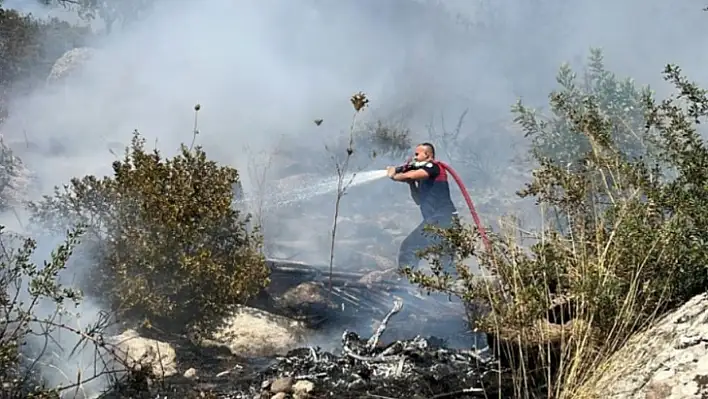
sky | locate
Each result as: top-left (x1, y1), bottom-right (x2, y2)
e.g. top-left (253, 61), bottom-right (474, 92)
top-left (1, 0), bottom-right (707, 394)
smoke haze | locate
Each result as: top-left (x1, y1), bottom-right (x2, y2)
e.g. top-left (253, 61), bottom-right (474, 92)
top-left (3, 0), bottom-right (706, 221)
top-left (1, 0), bottom-right (706, 394)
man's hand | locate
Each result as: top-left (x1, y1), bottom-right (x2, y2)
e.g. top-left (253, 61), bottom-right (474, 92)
top-left (386, 166), bottom-right (396, 179)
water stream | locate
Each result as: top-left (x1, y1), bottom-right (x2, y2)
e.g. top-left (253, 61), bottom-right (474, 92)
top-left (239, 169), bottom-right (389, 210)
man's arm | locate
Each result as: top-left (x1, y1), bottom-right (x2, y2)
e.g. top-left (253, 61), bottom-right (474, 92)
top-left (390, 162), bottom-right (440, 182)
top-left (408, 182), bottom-right (420, 204)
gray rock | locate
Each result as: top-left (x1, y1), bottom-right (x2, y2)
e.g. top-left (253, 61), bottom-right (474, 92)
top-left (195, 305), bottom-right (309, 357)
top-left (107, 329), bottom-right (177, 378)
top-left (46, 47), bottom-right (95, 85)
top-left (591, 293), bottom-right (708, 398)
top-left (183, 367), bottom-right (197, 379)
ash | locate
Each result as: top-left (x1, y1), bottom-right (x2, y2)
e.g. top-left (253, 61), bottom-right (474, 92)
top-left (225, 300), bottom-right (508, 399)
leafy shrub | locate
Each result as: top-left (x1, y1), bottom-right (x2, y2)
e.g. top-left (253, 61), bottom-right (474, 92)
top-left (407, 49), bottom-right (708, 397)
top-left (0, 227), bottom-right (79, 398)
top-left (0, 225), bottom-right (115, 398)
top-left (0, 140), bottom-right (32, 211)
top-left (29, 131), bottom-right (269, 331)
top-left (0, 225), bottom-right (160, 397)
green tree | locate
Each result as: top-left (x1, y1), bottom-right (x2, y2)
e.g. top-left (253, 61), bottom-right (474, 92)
top-left (29, 131), bottom-right (269, 332)
top-left (513, 48), bottom-right (659, 219)
top-left (40, 0), bottom-right (153, 34)
top-left (407, 49), bottom-right (708, 397)
top-left (0, 5), bottom-right (90, 120)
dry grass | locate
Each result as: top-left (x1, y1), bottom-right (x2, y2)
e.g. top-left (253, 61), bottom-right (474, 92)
top-left (466, 209), bottom-right (673, 399)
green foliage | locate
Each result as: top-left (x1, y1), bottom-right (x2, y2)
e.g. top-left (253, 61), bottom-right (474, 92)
top-left (41, 0), bottom-right (153, 34)
top-left (29, 131), bottom-right (269, 331)
top-left (0, 140), bottom-right (31, 212)
top-left (0, 6), bottom-right (90, 119)
top-left (0, 226), bottom-right (146, 397)
top-left (408, 49), bottom-right (708, 396)
top-left (0, 226), bottom-right (82, 398)
top-left (513, 48), bottom-right (656, 172)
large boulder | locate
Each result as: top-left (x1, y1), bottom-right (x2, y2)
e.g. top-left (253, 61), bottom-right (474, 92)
top-left (196, 306), bottom-right (309, 357)
top-left (108, 329), bottom-right (177, 378)
top-left (588, 293), bottom-right (708, 398)
top-left (46, 47), bottom-right (95, 85)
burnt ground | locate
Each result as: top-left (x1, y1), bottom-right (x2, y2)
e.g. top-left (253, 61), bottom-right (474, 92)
top-left (103, 317), bottom-right (511, 399)
top-left (98, 262), bottom-right (513, 398)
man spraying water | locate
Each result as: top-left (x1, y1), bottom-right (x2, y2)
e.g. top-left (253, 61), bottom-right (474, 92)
top-left (386, 142), bottom-right (457, 274)
top-left (387, 142), bottom-right (492, 355)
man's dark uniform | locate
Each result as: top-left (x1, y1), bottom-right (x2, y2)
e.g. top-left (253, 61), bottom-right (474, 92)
top-left (397, 160), bottom-right (457, 272)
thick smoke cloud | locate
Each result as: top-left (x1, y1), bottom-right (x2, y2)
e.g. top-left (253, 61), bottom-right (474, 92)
top-left (3, 0), bottom-right (706, 213)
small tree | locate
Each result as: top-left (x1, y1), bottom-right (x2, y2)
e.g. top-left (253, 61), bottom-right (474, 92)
top-left (0, 226), bottom-right (140, 398)
top-left (407, 49), bottom-right (708, 397)
top-left (28, 131), bottom-right (269, 332)
top-left (322, 92), bottom-right (369, 300)
top-left (321, 93), bottom-right (414, 299)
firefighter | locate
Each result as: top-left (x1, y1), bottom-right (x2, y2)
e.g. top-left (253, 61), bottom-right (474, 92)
top-left (386, 142), bottom-right (457, 274)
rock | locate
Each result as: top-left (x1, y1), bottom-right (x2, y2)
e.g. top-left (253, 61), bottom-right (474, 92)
top-left (271, 393), bottom-right (287, 399)
top-left (199, 306), bottom-right (308, 357)
top-left (108, 329), bottom-right (177, 377)
top-left (357, 267), bottom-right (398, 284)
top-left (46, 47), bottom-right (95, 84)
top-left (183, 367), bottom-right (197, 379)
top-left (587, 293), bottom-right (708, 398)
top-left (277, 282), bottom-right (330, 313)
top-left (293, 379), bottom-right (315, 397)
top-left (270, 376), bottom-right (294, 393)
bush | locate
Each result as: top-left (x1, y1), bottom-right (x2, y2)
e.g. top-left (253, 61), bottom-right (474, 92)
top-left (0, 225), bottom-right (157, 397)
top-left (407, 49), bottom-right (708, 397)
top-left (0, 225), bottom-right (114, 398)
top-left (0, 140), bottom-right (32, 211)
top-left (29, 131), bottom-right (269, 331)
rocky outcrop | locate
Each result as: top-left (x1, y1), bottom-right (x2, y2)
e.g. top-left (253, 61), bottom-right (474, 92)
top-left (588, 293), bottom-right (708, 398)
top-left (197, 305), bottom-right (309, 357)
top-left (46, 47), bottom-right (94, 85)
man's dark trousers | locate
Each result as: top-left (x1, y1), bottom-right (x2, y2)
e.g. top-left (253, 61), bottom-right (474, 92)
top-left (398, 212), bottom-right (457, 274)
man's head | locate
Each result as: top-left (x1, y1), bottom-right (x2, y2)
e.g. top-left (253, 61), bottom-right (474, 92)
top-left (414, 142), bottom-right (436, 162)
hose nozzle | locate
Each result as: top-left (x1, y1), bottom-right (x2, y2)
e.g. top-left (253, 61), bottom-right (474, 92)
top-left (394, 156), bottom-right (415, 174)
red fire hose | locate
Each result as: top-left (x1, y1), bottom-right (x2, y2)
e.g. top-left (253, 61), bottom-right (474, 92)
top-left (437, 162), bottom-right (492, 254)
top-left (396, 159), bottom-right (492, 254)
